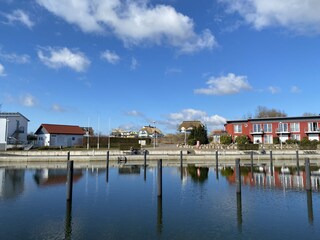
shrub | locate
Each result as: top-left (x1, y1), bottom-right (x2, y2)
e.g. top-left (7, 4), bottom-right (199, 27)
top-left (299, 138), bottom-right (318, 150)
top-left (273, 137), bottom-right (280, 144)
top-left (220, 135), bottom-right (232, 145)
top-left (237, 144), bottom-right (259, 150)
top-left (235, 135), bottom-right (249, 145)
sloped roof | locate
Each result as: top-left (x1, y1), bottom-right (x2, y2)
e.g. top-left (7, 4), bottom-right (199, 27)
top-left (36, 124), bottom-right (85, 135)
top-left (178, 121), bottom-right (203, 130)
top-left (0, 112), bottom-right (30, 121)
top-left (140, 125), bottom-right (162, 134)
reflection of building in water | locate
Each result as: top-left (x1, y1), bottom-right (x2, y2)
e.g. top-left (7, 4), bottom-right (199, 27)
top-left (226, 168), bottom-right (320, 190)
top-left (34, 169), bottom-right (83, 187)
top-left (118, 165), bottom-right (140, 174)
top-left (0, 169), bottom-right (25, 200)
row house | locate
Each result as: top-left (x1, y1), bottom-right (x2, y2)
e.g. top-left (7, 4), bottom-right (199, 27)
top-left (225, 116), bottom-right (320, 144)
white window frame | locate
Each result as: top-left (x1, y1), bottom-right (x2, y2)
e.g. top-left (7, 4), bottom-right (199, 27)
top-left (279, 122), bottom-right (288, 132)
top-left (263, 123), bottom-right (272, 133)
top-left (290, 123), bottom-right (300, 132)
top-left (264, 135), bottom-right (273, 144)
top-left (234, 124), bottom-right (242, 133)
top-left (252, 124), bottom-right (262, 132)
top-left (291, 134), bottom-right (300, 141)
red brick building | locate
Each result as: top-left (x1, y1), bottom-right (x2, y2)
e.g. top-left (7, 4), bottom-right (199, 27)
top-left (224, 116), bottom-right (320, 144)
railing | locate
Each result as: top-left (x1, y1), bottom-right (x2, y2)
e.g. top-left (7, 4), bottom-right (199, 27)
top-left (276, 128), bottom-right (290, 133)
top-left (304, 127), bottom-right (320, 133)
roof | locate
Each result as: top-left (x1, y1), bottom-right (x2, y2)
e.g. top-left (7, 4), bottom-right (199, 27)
top-left (139, 125), bottom-right (162, 134)
top-left (225, 115), bottom-right (320, 124)
top-left (0, 112), bottom-right (30, 121)
top-left (35, 124), bottom-right (85, 135)
top-left (178, 121), bottom-right (203, 130)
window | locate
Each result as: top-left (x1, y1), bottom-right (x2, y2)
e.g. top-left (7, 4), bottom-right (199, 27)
top-left (279, 123), bottom-right (288, 132)
top-left (308, 122), bottom-right (319, 132)
top-left (264, 135), bottom-right (273, 144)
top-left (290, 123), bottom-right (300, 132)
top-left (252, 124), bottom-right (262, 132)
top-left (72, 137), bottom-right (75, 141)
top-left (263, 123), bottom-right (272, 133)
top-left (291, 134), bottom-right (300, 141)
top-left (234, 124), bottom-right (242, 133)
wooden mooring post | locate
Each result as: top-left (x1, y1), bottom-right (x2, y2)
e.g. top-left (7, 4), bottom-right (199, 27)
top-left (269, 150), bottom-right (274, 176)
top-left (296, 150), bottom-right (300, 175)
top-left (180, 151), bottom-right (183, 180)
top-left (306, 190), bottom-right (314, 224)
top-left (157, 159), bottom-right (162, 197)
top-left (250, 151), bottom-right (254, 179)
top-left (66, 152), bottom-right (74, 201)
top-left (144, 150), bottom-right (147, 181)
top-left (235, 158), bottom-right (241, 194)
top-left (106, 150), bottom-right (109, 182)
top-left (305, 158), bottom-right (311, 191)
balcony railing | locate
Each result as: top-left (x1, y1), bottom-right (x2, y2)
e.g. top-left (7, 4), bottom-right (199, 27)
top-left (305, 128), bottom-right (320, 133)
top-left (276, 128), bottom-right (290, 134)
top-left (250, 130), bottom-right (264, 135)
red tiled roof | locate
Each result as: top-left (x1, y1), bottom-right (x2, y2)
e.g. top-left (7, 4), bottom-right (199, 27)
top-left (40, 124), bottom-right (85, 135)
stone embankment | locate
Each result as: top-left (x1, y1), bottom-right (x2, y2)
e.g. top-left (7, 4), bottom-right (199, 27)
top-left (1, 148), bottom-right (320, 167)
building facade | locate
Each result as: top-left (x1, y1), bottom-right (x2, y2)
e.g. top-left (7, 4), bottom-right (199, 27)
top-left (35, 124), bottom-right (85, 147)
top-left (0, 112), bottom-right (29, 150)
top-left (225, 116), bottom-right (320, 144)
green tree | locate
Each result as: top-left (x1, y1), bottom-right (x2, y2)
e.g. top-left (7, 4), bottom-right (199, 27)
top-left (187, 125), bottom-right (209, 145)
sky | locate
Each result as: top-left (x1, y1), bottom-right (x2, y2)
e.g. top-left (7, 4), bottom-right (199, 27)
top-left (0, 0), bottom-right (320, 135)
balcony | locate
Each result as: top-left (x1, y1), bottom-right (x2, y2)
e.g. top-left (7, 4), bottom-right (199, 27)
top-left (305, 128), bottom-right (320, 134)
top-left (276, 128), bottom-right (290, 134)
top-left (250, 130), bottom-right (264, 135)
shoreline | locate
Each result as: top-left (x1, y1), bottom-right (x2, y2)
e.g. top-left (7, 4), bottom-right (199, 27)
top-left (1, 148), bottom-right (320, 167)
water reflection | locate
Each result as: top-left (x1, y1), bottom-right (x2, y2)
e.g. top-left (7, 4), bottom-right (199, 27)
top-left (65, 200), bottom-right (73, 240)
top-left (34, 169), bottom-right (83, 187)
top-left (0, 169), bottom-right (25, 200)
top-left (157, 197), bottom-right (163, 234)
top-left (306, 191), bottom-right (313, 224)
top-left (187, 165), bottom-right (209, 183)
top-left (236, 193), bottom-right (242, 232)
top-left (225, 166), bottom-right (320, 191)
top-left (118, 165), bottom-right (140, 174)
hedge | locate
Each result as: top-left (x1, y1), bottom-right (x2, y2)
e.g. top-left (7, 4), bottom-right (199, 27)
top-left (237, 144), bottom-right (259, 150)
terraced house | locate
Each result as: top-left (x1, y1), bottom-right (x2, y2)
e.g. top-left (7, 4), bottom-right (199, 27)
top-left (225, 115), bottom-right (320, 144)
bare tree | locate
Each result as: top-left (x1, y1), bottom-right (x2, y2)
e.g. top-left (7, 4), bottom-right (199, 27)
top-left (255, 106), bottom-right (287, 118)
top-left (303, 112), bottom-right (319, 116)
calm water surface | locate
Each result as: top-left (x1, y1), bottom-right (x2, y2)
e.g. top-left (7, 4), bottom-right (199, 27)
top-left (0, 165), bottom-right (319, 240)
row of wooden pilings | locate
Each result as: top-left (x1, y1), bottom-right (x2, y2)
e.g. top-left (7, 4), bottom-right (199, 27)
top-left (64, 149), bottom-right (314, 234)
top-left (66, 149), bottom-right (314, 201)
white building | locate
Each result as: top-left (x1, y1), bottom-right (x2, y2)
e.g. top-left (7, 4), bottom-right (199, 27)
top-left (0, 112), bottom-right (29, 150)
top-left (35, 124), bottom-right (85, 147)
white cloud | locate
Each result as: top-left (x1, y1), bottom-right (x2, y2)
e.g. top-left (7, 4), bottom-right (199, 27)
top-left (101, 50), bottom-right (120, 64)
top-left (130, 57), bottom-right (138, 70)
top-left (165, 108), bottom-right (226, 130)
top-left (52, 104), bottom-right (66, 112)
top-left (37, 47), bottom-right (90, 72)
top-left (126, 110), bottom-right (143, 117)
top-left (165, 67), bottom-right (182, 75)
top-left (268, 86), bottom-right (280, 94)
top-left (36, 0), bottom-right (216, 52)
top-left (291, 85), bottom-right (301, 93)
top-left (0, 50), bottom-right (30, 64)
top-left (194, 73), bottom-right (252, 95)
top-left (20, 94), bottom-right (36, 107)
top-left (220, 0), bottom-right (320, 34)
top-left (2, 9), bottom-right (34, 29)
top-left (0, 63), bottom-right (6, 76)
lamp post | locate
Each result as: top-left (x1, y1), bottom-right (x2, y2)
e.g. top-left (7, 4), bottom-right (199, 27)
top-left (279, 121), bottom-right (283, 150)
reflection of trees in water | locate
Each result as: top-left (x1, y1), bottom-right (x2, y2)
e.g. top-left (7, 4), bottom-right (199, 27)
top-left (187, 165), bottom-right (209, 183)
top-left (220, 167), bottom-right (234, 177)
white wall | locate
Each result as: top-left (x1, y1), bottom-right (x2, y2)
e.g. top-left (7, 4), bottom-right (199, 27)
top-left (37, 134), bottom-right (83, 147)
top-left (0, 119), bottom-right (7, 143)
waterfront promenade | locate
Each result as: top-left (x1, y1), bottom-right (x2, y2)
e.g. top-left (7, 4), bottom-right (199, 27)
top-left (1, 144), bottom-right (320, 168)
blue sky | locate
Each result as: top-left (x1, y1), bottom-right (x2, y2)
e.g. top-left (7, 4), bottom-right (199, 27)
top-left (0, 0), bottom-right (320, 134)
